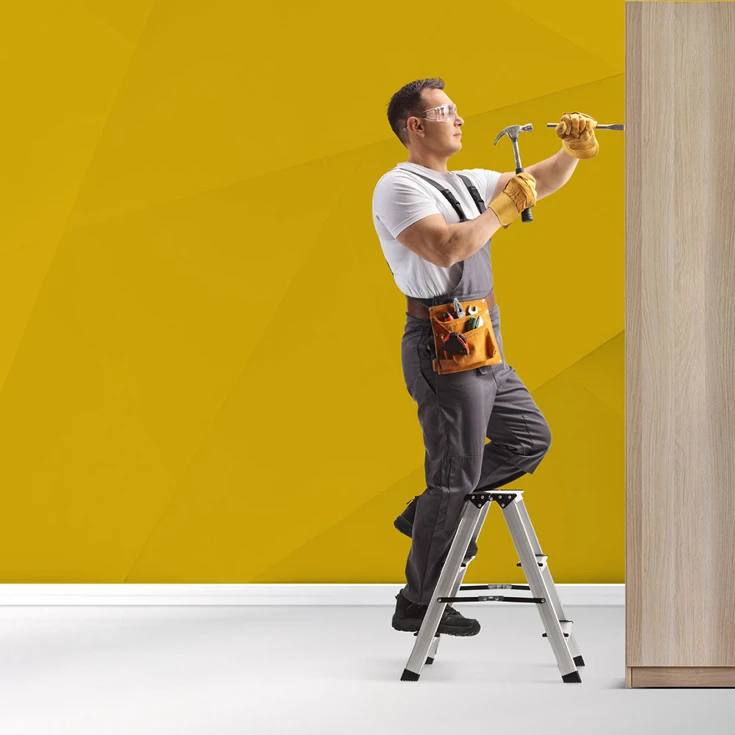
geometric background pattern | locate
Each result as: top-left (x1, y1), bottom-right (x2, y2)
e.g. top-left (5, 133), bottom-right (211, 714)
top-left (0, 0), bottom-right (643, 582)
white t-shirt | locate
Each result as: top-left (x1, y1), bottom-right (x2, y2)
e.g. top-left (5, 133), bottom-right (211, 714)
top-left (372, 161), bottom-right (502, 298)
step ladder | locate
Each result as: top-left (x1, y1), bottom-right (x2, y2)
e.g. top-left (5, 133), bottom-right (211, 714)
top-left (400, 488), bottom-right (585, 682)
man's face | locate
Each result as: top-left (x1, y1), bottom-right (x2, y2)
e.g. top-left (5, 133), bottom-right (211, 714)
top-left (409, 88), bottom-right (464, 152)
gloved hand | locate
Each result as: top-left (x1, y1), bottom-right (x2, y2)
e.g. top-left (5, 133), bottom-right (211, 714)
top-left (556, 111), bottom-right (598, 159)
top-left (489, 172), bottom-right (537, 229)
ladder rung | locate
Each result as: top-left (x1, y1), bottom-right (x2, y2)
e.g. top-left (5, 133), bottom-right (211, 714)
top-left (542, 619), bottom-right (574, 638)
top-left (437, 595), bottom-right (546, 604)
top-left (517, 554), bottom-right (548, 568)
top-left (460, 584), bottom-right (530, 591)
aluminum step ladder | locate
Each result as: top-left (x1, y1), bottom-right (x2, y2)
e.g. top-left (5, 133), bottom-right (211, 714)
top-left (400, 488), bottom-right (585, 682)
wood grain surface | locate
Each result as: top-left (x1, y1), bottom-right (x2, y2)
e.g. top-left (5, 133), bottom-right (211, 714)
top-left (626, 1), bottom-right (735, 686)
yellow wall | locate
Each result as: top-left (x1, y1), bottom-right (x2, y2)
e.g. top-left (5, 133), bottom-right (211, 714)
top-left (3, 0), bottom-right (684, 584)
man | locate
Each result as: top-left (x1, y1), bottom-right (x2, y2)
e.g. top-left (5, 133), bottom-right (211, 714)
top-left (371, 77), bottom-right (598, 637)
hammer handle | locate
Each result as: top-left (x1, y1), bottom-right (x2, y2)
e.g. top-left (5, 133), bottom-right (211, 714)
top-left (516, 166), bottom-right (533, 223)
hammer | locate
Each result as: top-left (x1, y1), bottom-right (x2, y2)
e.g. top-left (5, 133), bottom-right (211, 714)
top-left (494, 123), bottom-right (534, 223)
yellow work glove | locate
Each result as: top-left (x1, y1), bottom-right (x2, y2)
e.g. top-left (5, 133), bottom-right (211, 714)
top-left (556, 111), bottom-right (599, 159)
top-left (488, 172), bottom-right (537, 229)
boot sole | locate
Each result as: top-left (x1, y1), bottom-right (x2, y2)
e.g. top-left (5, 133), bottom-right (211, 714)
top-left (392, 618), bottom-right (481, 637)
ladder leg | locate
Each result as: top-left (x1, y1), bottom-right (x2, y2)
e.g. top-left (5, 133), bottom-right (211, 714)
top-left (401, 496), bottom-right (486, 681)
top-left (499, 494), bottom-right (581, 682)
top-left (425, 500), bottom-right (491, 665)
top-left (514, 496), bottom-right (585, 668)
top-left (425, 633), bottom-right (439, 664)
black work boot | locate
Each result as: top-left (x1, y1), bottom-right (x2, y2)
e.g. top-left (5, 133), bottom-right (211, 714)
top-left (391, 589), bottom-right (481, 636)
top-left (394, 495), bottom-right (478, 558)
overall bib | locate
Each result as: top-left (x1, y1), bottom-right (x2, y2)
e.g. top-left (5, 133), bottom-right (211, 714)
top-left (399, 171), bottom-right (553, 606)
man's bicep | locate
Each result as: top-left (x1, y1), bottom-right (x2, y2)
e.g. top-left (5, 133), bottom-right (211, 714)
top-left (395, 214), bottom-right (450, 268)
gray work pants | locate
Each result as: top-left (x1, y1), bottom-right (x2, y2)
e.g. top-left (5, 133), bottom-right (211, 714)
top-left (400, 304), bottom-right (552, 605)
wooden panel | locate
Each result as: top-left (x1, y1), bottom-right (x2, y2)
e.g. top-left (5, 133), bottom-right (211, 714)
top-left (629, 667), bottom-right (735, 689)
top-left (626, 1), bottom-right (735, 673)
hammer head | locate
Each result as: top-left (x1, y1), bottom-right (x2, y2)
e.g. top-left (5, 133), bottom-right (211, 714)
top-left (494, 123), bottom-right (533, 146)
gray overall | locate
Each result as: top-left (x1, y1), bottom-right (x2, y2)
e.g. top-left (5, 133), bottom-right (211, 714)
top-left (399, 171), bottom-right (552, 606)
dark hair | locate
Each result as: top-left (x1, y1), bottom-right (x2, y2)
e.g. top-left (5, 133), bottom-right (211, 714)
top-left (387, 77), bottom-right (445, 147)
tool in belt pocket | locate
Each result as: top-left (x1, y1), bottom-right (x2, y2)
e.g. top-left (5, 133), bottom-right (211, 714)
top-left (427, 297), bottom-right (503, 375)
top-left (441, 331), bottom-right (470, 356)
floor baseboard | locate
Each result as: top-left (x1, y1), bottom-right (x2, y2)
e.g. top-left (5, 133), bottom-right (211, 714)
top-left (0, 584), bottom-right (624, 606)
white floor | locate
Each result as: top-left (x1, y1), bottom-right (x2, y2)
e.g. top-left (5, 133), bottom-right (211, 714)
top-left (0, 603), bottom-right (732, 735)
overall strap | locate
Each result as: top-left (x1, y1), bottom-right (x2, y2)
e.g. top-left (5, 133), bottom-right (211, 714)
top-left (403, 171), bottom-right (469, 222)
top-left (455, 173), bottom-right (487, 215)
top-left (402, 170), bottom-right (486, 219)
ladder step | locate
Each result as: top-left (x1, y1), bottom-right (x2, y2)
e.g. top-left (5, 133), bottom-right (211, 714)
top-left (460, 584), bottom-right (530, 591)
top-left (516, 554), bottom-right (548, 568)
top-left (437, 595), bottom-right (546, 604)
top-left (541, 619), bottom-right (574, 638)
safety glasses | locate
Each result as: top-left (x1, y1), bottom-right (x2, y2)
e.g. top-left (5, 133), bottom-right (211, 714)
top-left (418, 103), bottom-right (459, 123)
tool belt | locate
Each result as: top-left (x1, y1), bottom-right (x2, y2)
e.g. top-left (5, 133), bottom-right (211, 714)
top-left (406, 290), bottom-right (502, 375)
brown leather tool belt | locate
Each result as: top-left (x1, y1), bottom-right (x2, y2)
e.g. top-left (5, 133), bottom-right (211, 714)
top-left (406, 288), bottom-right (496, 320)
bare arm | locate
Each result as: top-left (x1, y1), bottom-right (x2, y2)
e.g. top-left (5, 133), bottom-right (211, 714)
top-left (523, 148), bottom-right (579, 198)
top-left (443, 208), bottom-right (504, 267)
top-left (396, 208), bottom-right (504, 269)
